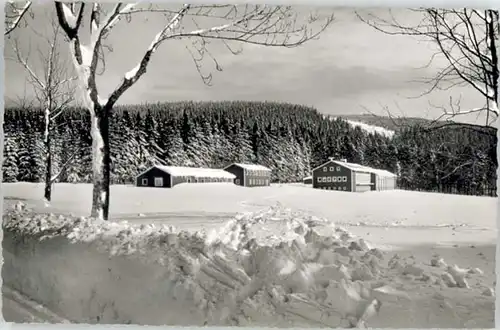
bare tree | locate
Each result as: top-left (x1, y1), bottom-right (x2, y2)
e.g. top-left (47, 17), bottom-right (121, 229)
top-left (357, 9), bottom-right (499, 126)
top-left (7, 18), bottom-right (77, 203)
top-left (53, 2), bottom-right (335, 220)
top-left (5, 1), bottom-right (32, 35)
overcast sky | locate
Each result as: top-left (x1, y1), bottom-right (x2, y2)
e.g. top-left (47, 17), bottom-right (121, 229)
top-left (4, 5), bottom-right (490, 124)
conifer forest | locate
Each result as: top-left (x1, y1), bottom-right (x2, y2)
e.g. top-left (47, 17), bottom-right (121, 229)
top-left (3, 100), bottom-right (497, 196)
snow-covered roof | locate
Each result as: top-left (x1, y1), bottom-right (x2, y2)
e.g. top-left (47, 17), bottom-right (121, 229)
top-left (330, 160), bottom-right (373, 173)
top-left (313, 159), bottom-right (396, 177)
top-left (369, 168), bottom-right (398, 177)
top-left (226, 163), bottom-right (272, 172)
top-left (331, 161), bottom-right (397, 177)
top-left (140, 165), bottom-right (236, 179)
top-left (303, 176), bottom-right (312, 180)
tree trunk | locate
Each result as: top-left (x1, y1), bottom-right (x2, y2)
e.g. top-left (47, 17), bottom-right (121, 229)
top-left (44, 105), bottom-right (52, 202)
top-left (90, 104), bottom-right (111, 220)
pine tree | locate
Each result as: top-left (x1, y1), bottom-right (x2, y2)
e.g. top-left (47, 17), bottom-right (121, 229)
top-left (3, 135), bottom-right (19, 182)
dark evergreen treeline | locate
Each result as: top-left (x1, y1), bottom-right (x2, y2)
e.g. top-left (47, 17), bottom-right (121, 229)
top-left (2, 101), bottom-right (497, 196)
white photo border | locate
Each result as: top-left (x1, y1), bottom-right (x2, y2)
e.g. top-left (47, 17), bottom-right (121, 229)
top-left (1, 0), bottom-right (499, 329)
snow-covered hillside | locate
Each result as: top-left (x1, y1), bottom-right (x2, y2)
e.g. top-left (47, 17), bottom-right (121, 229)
top-left (328, 115), bottom-right (395, 138)
top-left (344, 119), bottom-right (395, 138)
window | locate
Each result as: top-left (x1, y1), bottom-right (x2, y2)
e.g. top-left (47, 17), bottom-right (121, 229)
top-left (141, 178), bottom-right (148, 186)
top-left (343, 186), bottom-right (346, 190)
top-left (235, 179), bottom-right (240, 185)
top-left (323, 167), bottom-right (327, 172)
top-left (326, 176), bottom-right (332, 182)
top-left (317, 177), bottom-right (323, 183)
top-left (333, 186), bottom-right (337, 190)
top-left (187, 178), bottom-right (192, 183)
top-left (265, 179), bottom-right (269, 185)
top-left (154, 177), bottom-right (163, 187)
top-left (329, 166), bottom-right (334, 172)
top-left (336, 166), bottom-right (341, 172)
top-left (342, 176), bottom-right (347, 182)
top-left (332, 177), bottom-right (337, 182)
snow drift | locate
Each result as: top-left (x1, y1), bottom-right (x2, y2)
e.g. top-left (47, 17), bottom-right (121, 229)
top-left (2, 202), bottom-right (492, 327)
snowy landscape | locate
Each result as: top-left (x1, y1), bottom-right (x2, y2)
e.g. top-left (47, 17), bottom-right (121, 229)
top-left (3, 2), bottom-right (499, 329)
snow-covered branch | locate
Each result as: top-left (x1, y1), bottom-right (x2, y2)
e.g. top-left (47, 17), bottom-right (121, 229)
top-left (107, 5), bottom-right (333, 106)
top-left (106, 4), bottom-right (192, 107)
top-left (91, 3), bottom-right (138, 47)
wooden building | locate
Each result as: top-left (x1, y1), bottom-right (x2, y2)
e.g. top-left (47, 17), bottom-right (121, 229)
top-left (136, 165), bottom-right (236, 188)
top-left (303, 176), bottom-right (313, 185)
top-left (312, 158), bottom-right (396, 192)
top-left (223, 163), bottom-right (272, 187)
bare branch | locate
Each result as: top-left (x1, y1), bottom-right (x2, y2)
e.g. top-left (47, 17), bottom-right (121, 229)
top-left (358, 9), bottom-right (499, 124)
top-left (8, 39), bottom-right (46, 90)
top-left (5, 1), bottom-right (32, 35)
top-left (106, 5), bottom-right (334, 107)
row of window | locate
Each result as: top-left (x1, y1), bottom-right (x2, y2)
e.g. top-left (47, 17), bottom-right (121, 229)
top-left (141, 177), bottom-right (234, 186)
top-left (248, 178), bottom-right (269, 185)
top-left (188, 177), bottom-right (233, 183)
top-left (323, 166), bottom-right (341, 172)
top-left (318, 176), bottom-right (347, 183)
top-left (319, 186), bottom-right (347, 191)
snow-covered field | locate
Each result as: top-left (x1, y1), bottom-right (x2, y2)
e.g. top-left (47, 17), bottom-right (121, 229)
top-left (3, 182), bottom-right (496, 248)
top-left (2, 182), bottom-right (497, 327)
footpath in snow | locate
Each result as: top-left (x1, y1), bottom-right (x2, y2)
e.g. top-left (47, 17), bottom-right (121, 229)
top-left (3, 202), bottom-right (495, 327)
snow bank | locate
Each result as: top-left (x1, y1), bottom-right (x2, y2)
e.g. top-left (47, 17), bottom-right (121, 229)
top-left (3, 202), bottom-right (491, 327)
